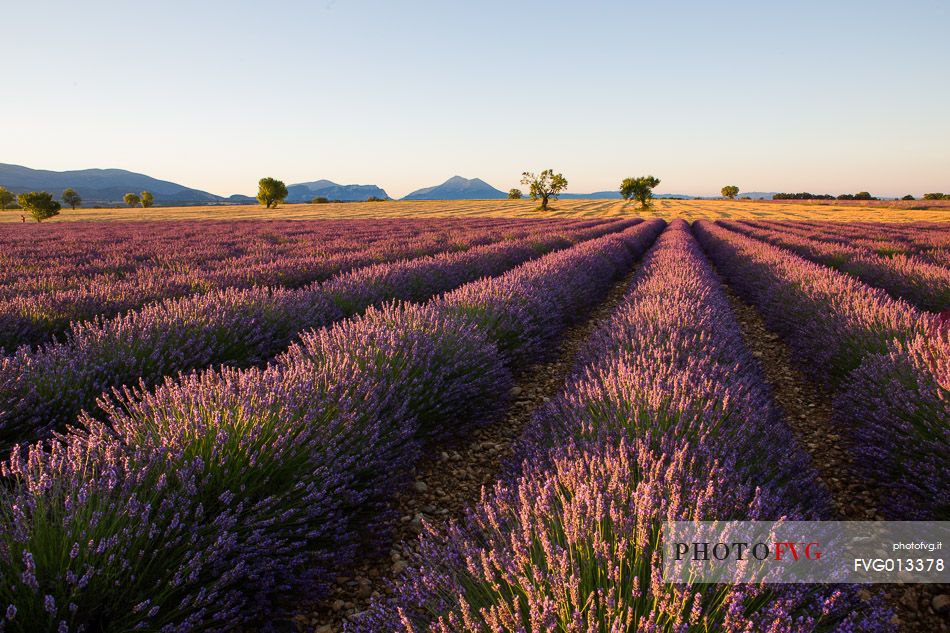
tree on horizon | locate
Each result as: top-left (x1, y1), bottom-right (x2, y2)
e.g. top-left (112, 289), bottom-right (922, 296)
top-left (257, 178), bottom-right (288, 209)
top-left (721, 185), bottom-right (739, 199)
top-left (62, 188), bottom-right (82, 209)
top-left (0, 187), bottom-right (14, 211)
top-left (620, 176), bottom-right (661, 207)
top-left (18, 191), bottom-right (61, 222)
top-left (521, 170), bottom-right (567, 211)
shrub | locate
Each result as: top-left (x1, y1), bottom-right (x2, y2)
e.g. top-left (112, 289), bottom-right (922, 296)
top-left (16, 191), bottom-right (61, 222)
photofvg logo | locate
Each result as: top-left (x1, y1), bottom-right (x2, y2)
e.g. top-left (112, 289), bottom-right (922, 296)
top-left (673, 540), bottom-right (822, 563)
top-left (662, 521), bottom-right (950, 584)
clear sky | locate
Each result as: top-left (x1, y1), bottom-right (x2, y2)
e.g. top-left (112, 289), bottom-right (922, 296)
top-left (4, 0), bottom-right (948, 198)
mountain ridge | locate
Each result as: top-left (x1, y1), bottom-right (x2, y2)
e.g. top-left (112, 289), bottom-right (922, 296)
top-left (0, 163), bottom-right (224, 205)
top-left (286, 180), bottom-right (391, 202)
top-left (402, 176), bottom-right (506, 200)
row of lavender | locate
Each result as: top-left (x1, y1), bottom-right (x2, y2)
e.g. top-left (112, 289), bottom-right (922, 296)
top-left (0, 220), bottom-right (665, 632)
top-left (1, 218), bottom-right (565, 349)
top-left (717, 220), bottom-right (950, 313)
top-left (0, 218), bottom-right (544, 289)
top-left (358, 222), bottom-right (890, 631)
top-left (0, 218), bottom-right (636, 451)
top-left (759, 219), bottom-right (950, 266)
top-left (695, 221), bottom-right (948, 520)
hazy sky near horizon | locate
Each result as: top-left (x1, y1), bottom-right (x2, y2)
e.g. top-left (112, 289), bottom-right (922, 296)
top-left (4, 0), bottom-right (949, 198)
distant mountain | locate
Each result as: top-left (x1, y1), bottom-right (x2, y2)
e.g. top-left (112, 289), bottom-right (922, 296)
top-left (0, 163), bottom-right (228, 205)
top-left (402, 176), bottom-right (506, 200)
top-left (738, 191), bottom-right (777, 200)
top-left (286, 179), bottom-right (390, 202)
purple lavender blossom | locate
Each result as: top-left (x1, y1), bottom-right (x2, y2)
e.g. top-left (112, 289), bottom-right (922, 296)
top-left (0, 221), bottom-right (654, 632)
top-left (719, 219), bottom-right (950, 312)
top-left (0, 219), bottom-right (633, 450)
top-left (355, 221), bottom-right (890, 632)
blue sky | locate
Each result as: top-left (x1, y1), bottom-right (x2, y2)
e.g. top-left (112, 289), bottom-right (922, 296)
top-left (3, 0), bottom-right (948, 198)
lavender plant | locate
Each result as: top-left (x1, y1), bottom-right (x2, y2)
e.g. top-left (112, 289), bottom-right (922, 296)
top-left (836, 323), bottom-right (949, 519)
top-left (719, 219), bottom-right (950, 313)
top-left (0, 222), bottom-right (659, 631)
top-left (0, 220), bottom-right (634, 450)
top-left (356, 221), bottom-right (890, 632)
top-left (695, 220), bottom-right (946, 520)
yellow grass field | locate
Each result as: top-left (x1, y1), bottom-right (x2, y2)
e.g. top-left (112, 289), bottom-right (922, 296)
top-left (3, 198), bottom-right (949, 223)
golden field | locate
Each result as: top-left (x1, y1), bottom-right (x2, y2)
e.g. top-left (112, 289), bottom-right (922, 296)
top-left (2, 198), bottom-right (949, 223)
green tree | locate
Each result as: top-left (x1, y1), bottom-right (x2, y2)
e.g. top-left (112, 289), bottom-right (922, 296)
top-left (721, 185), bottom-right (740, 199)
top-left (123, 193), bottom-right (141, 207)
top-left (901, 194), bottom-right (916, 201)
top-left (0, 187), bottom-right (14, 211)
top-left (140, 191), bottom-right (154, 208)
top-left (62, 188), bottom-right (82, 210)
top-left (923, 193), bottom-right (945, 200)
top-left (17, 191), bottom-right (61, 222)
top-left (257, 177), bottom-right (288, 208)
top-left (521, 170), bottom-right (567, 211)
top-left (620, 175), bottom-right (661, 207)
top-left (311, 196), bottom-right (329, 204)
top-left (508, 188), bottom-right (523, 200)
top-left (853, 191), bottom-right (873, 200)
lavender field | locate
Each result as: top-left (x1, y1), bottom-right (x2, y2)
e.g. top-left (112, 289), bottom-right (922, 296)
top-left (0, 217), bottom-right (946, 632)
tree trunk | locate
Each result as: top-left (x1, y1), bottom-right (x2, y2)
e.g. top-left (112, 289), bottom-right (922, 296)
top-left (540, 195), bottom-right (548, 211)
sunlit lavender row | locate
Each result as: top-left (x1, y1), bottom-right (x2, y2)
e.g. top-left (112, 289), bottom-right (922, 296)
top-left (0, 218), bottom-right (556, 290)
top-left (0, 220), bottom-right (664, 632)
top-left (0, 218), bottom-right (636, 451)
top-left (356, 221), bottom-right (892, 631)
top-left (716, 220), bottom-right (950, 313)
top-left (0, 218), bottom-right (587, 349)
top-left (695, 221), bottom-right (948, 520)
top-left (745, 219), bottom-right (950, 269)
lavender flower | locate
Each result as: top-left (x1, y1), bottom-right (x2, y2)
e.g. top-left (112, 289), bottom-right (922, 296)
top-left (356, 221), bottom-right (890, 631)
top-left (0, 222), bottom-right (653, 632)
top-left (0, 218), bottom-right (632, 450)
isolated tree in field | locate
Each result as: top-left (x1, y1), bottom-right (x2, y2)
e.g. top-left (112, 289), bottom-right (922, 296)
top-left (141, 191), bottom-right (154, 208)
top-left (62, 188), bottom-right (82, 210)
top-left (508, 188), bottom-right (522, 200)
top-left (721, 185), bottom-right (739, 199)
top-left (0, 187), bottom-right (13, 211)
top-left (17, 191), bottom-right (61, 222)
top-left (124, 193), bottom-right (141, 208)
top-left (311, 196), bottom-right (329, 204)
top-left (902, 194), bottom-right (916, 200)
top-left (257, 177), bottom-right (288, 209)
top-left (620, 175), bottom-right (661, 207)
top-left (521, 170), bottom-right (567, 211)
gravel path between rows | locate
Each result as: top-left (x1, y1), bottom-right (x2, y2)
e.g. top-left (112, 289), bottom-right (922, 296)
top-left (721, 280), bottom-right (949, 632)
top-left (284, 263), bottom-right (644, 633)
